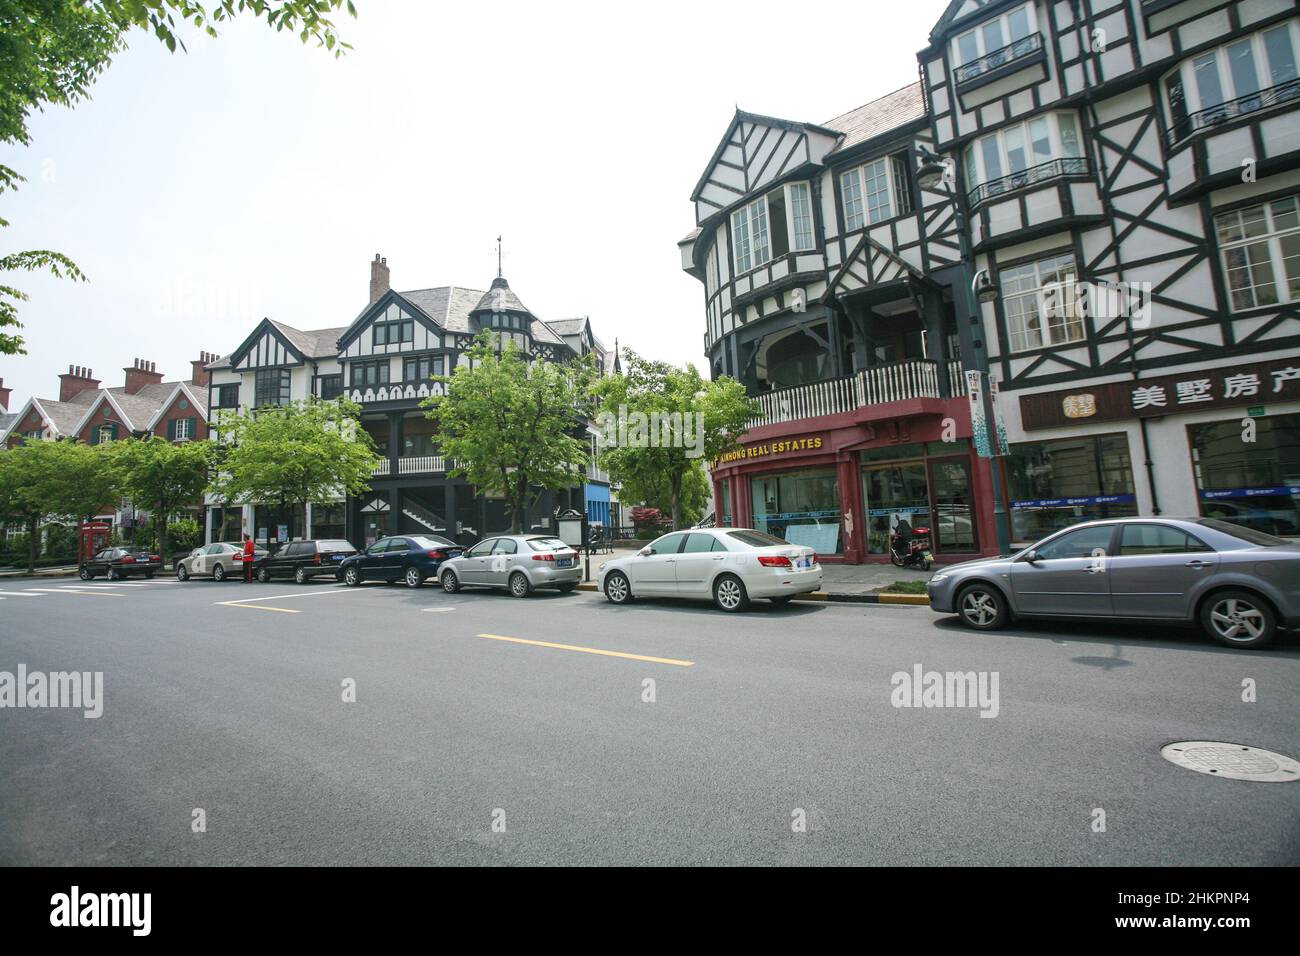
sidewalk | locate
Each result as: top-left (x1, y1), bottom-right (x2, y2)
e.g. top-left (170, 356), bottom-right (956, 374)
top-left (577, 547), bottom-right (932, 604)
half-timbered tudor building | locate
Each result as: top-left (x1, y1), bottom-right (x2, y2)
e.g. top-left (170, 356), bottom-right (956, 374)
top-left (682, 0), bottom-right (1300, 562)
top-left (204, 255), bottom-right (615, 549)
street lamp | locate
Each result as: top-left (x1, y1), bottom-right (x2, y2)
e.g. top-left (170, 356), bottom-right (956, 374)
top-left (916, 146), bottom-right (1013, 555)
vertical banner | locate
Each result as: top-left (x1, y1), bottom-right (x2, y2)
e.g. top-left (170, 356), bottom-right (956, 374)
top-left (989, 379), bottom-right (1010, 456)
top-left (966, 370), bottom-right (991, 458)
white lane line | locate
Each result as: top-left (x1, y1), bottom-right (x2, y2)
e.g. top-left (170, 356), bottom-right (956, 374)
top-left (215, 588), bottom-right (355, 606)
top-left (25, 589), bottom-right (124, 598)
top-left (0, 591), bottom-right (43, 597)
top-left (421, 607), bottom-right (456, 613)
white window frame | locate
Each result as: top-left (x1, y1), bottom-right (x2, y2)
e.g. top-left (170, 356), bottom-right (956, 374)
top-left (1215, 193), bottom-right (1300, 311)
top-left (999, 252), bottom-right (1085, 354)
top-left (952, 2), bottom-right (1037, 68)
top-left (963, 112), bottom-right (1084, 198)
top-left (96, 424), bottom-right (114, 444)
top-left (1162, 20), bottom-right (1300, 140)
top-left (174, 418), bottom-right (192, 442)
top-left (840, 157), bottom-right (907, 233)
top-left (730, 182), bottom-right (818, 275)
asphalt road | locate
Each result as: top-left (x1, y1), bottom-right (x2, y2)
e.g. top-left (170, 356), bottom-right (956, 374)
top-left (0, 574), bottom-right (1296, 865)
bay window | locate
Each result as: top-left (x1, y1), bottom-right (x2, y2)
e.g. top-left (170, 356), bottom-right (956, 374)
top-left (254, 368), bottom-right (291, 408)
top-left (964, 112), bottom-right (1084, 204)
top-left (730, 181), bottom-right (817, 274)
top-left (839, 154), bottom-right (912, 233)
top-left (1215, 194), bottom-right (1300, 310)
top-left (953, 3), bottom-right (1037, 81)
top-left (999, 252), bottom-right (1084, 353)
top-left (1164, 20), bottom-right (1300, 143)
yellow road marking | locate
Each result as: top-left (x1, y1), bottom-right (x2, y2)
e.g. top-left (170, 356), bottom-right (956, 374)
top-left (475, 633), bottom-right (694, 667)
top-left (215, 602), bottom-right (300, 613)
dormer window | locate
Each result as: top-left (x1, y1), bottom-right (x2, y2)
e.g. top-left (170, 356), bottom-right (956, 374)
top-left (953, 3), bottom-right (1036, 80)
top-left (373, 320), bottom-right (413, 346)
top-left (730, 182), bottom-right (817, 274)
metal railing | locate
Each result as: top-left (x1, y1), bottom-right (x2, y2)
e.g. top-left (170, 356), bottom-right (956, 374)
top-left (954, 33), bottom-right (1043, 85)
top-left (1167, 78), bottom-right (1300, 146)
top-left (748, 359), bottom-right (950, 428)
top-left (968, 156), bottom-right (1090, 206)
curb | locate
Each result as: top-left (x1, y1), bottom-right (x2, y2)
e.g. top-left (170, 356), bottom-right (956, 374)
top-left (577, 581), bottom-right (930, 606)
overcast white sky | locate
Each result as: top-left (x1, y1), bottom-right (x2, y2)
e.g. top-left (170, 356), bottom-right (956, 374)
top-left (0, 0), bottom-right (951, 405)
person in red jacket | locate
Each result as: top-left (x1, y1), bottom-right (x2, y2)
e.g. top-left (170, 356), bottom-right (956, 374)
top-left (242, 534), bottom-right (256, 583)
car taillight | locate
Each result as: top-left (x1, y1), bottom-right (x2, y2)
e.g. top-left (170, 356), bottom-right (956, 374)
top-left (810, 552), bottom-right (818, 564)
top-left (314, 553), bottom-right (322, 565)
top-left (149, 555), bottom-right (159, 562)
top-left (532, 553), bottom-right (555, 562)
top-left (427, 550), bottom-right (447, 559)
top-left (233, 553), bottom-right (243, 562)
top-left (757, 555), bottom-right (792, 568)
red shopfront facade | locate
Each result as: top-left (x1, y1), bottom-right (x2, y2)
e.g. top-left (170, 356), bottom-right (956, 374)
top-left (710, 395), bottom-right (1000, 564)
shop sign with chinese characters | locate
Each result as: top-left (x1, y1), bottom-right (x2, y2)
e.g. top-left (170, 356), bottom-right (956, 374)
top-left (1019, 359), bottom-right (1300, 430)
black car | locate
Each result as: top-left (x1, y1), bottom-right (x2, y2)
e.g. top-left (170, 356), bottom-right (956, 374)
top-left (253, 539), bottom-right (359, 584)
top-left (80, 547), bottom-right (162, 581)
top-left (337, 534), bottom-right (465, 588)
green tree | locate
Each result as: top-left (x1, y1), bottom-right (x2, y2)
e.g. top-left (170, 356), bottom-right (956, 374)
top-left (595, 350), bottom-right (754, 529)
top-left (422, 334), bottom-right (599, 533)
top-left (0, 439), bottom-right (119, 572)
top-left (208, 398), bottom-right (377, 540)
top-left (108, 436), bottom-right (213, 564)
top-left (0, 0), bottom-right (356, 353)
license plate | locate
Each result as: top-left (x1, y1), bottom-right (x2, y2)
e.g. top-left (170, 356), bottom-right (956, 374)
top-left (557, 558), bottom-right (573, 568)
top-left (796, 556), bottom-right (812, 569)
top-left (331, 554), bottom-right (344, 561)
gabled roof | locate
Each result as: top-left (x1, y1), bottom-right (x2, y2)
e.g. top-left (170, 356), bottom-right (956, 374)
top-left (929, 0), bottom-right (997, 43)
top-left (823, 82), bottom-right (927, 155)
top-left (144, 381), bottom-right (210, 431)
top-left (398, 286), bottom-right (486, 335)
top-left (71, 389), bottom-right (141, 436)
top-left (690, 109), bottom-right (842, 204)
top-left (268, 320), bottom-right (345, 359)
top-left (228, 317), bottom-right (308, 369)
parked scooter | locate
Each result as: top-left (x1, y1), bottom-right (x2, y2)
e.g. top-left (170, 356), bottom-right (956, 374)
top-left (889, 519), bottom-right (933, 571)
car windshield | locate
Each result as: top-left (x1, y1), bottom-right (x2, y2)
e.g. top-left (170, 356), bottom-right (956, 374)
top-left (725, 530), bottom-right (789, 548)
top-left (411, 535), bottom-right (456, 549)
top-left (317, 540), bottom-right (356, 552)
top-left (1197, 519), bottom-right (1290, 548)
top-left (527, 537), bottom-right (570, 551)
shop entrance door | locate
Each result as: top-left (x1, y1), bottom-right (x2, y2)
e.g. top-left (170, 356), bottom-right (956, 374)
top-left (861, 463), bottom-right (930, 556)
top-left (928, 458), bottom-right (978, 553)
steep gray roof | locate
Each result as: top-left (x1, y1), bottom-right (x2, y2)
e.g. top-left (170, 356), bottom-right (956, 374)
top-left (0, 411), bottom-right (15, 432)
top-left (824, 82), bottom-right (926, 155)
top-left (38, 399), bottom-right (89, 436)
top-left (471, 276), bottom-right (531, 315)
top-left (397, 287), bottom-right (485, 334)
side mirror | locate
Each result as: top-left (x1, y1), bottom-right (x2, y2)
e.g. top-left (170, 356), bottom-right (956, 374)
top-left (639, 545), bottom-right (652, 556)
top-left (1021, 549), bottom-right (1039, 564)
top-left (191, 549), bottom-right (202, 557)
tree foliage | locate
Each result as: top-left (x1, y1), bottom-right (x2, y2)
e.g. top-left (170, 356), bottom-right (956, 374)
top-left (208, 398), bottom-right (377, 539)
top-left (107, 435), bottom-right (213, 562)
top-left (423, 334), bottom-right (598, 533)
top-left (595, 350), bottom-right (754, 528)
top-left (0, 438), bottom-right (120, 572)
top-left (0, 0), bottom-right (356, 353)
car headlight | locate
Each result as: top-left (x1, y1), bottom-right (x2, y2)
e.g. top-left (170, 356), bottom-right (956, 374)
top-left (928, 572), bottom-right (948, 584)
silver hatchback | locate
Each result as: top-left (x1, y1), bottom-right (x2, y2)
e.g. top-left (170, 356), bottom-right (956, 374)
top-left (438, 535), bottom-right (582, 597)
top-left (927, 517), bottom-right (1300, 648)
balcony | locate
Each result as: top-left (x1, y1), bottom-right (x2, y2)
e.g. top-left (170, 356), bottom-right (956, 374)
top-left (748, 359), bottom-right (956, 429)
top-left (968, 156), bottom-right (1091, 207)
top-left (1167, 78), bottom-right (1300, 147)
top-left (372, 456), bottom-right (446, 478)
top-left (954, 33), bottom-right (1046, 109)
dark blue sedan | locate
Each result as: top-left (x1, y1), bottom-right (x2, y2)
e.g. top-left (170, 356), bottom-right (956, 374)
top-left (337, 534), bottom-right (464, 588)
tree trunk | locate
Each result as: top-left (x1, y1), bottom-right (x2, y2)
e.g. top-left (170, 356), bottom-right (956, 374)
top-left (158, 513), bottom-right (169, 568)
top-left (670, 472), bottom-right (683, 530)
top-left (27, 515), bottom-right (38, 575)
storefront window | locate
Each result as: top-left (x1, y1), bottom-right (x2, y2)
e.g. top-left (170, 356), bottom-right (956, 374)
top-left (1005, 433), bottom-right (1137, 541)
top-left (750, 467), bottom-right (841, 552)
top-left (210, 506), bottom-right (243, 544)
top-left (253, 503), bottom-right (306, 548)
top-left (311, 503), bottom-right (346, 541)
top-left (863, 463), bottom-right (930, 555)
top-left (1191, 413), bottom-right (1300, 537)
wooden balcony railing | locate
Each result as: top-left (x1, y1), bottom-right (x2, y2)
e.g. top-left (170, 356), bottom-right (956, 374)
top-left (748, 359), bottom-right (954, 428)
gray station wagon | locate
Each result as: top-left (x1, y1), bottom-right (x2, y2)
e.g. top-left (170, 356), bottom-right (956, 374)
top-left (927, 517), bottom-right (1300, 648)
top-left (438, 535), bottom-right (581, 597)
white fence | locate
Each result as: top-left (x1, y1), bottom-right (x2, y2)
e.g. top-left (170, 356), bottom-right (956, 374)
top-left (748, 360), bottom-right (952, 428)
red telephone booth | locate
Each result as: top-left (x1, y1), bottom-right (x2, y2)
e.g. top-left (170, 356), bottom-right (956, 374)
top-left (78, 521), bottom-right (112, 564)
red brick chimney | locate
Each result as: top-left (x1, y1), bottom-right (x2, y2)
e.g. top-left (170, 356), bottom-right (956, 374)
top-left (370, 253), bottom-right (390, 304)
top-left (0, 377), bottom-right (10, 413)
top-left (123, 358), bottom-right (164, 394)
top-left (58, 365), bottom-right (101, 402)
top-left (190, 350), bottom-right (217, 387)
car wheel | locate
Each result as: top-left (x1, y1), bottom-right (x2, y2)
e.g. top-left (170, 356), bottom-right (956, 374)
top-left (713, 574), bottom-right (750, 612)
top-left (294, 567), bottom-right (309, 585)
top-left (770, 595), bottom-right (794, 606)
top-left (79, 566), bottom-right (93, 581)
top-left (1201, 589), bottom-right (1276, 649)
top-left (404, 566), bottom-right (423, 588)
top-left (213, 563), bottom-right (226, 582)
top-left (257, 567), bottom-right (271, 583)
top-left (176, 564), bottom-right (189, 581)
top-left (108, 568), bottom-right (121, 582)
top-left (344, 566), bottom-right (360, 587)
top-left (509, 571), bottom-right (531, 598)
top-left (441, 569), bottom-right (460, 593)
top-left (603, 571), bottom-right (631, 604)
top-left (956, 583), bottom-right (1008, 630)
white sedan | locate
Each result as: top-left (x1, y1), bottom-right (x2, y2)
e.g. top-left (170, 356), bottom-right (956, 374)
top-left (598, 528), bottom-right (823, 612)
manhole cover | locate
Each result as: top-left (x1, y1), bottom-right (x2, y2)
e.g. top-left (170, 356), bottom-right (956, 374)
top-left (1161, 742), bottom-right (1299, 782)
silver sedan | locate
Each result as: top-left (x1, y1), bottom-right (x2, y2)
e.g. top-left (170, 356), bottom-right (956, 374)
top-left (176, 542), bottom-right (267, 582)
top-left (438, 535), bottom-right (582, 597)
top-left (926, 517), bottom-right (1300, 648)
